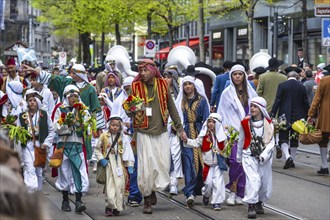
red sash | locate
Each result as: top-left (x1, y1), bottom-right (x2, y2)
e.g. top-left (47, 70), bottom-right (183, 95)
top-left (241, 115), bottom-right (252, 150)
top-left (132, 78), bottom-right (169, 129)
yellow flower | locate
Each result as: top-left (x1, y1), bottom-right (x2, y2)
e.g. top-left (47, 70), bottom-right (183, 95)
top-left (123, 104), bottom-right (130, 111)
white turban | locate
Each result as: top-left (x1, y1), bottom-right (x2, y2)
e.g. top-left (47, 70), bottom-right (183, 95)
top-left (317, 63), bottom-right (325, 70)
top-left (122, 76), bottom-right (134, 87)
top-left (62, 85), bottom-right (81, 106)
top-left (72, 64), bottom-right (89, 82)
top-left (38, 70), bottom-right (51, 85)
top-left (198, 113), bottom-right (227, 142)
top-left (250, 96), bottom-right (270, 120)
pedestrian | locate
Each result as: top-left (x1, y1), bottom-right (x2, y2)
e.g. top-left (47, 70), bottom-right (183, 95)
top-left (184, 113), bottom-right (227, 211)
top-left (307, 73), bottom-right (330, 175)
top-left (95, 115), bottom-right (135, 216)
top-left (315, 63), bottom-right (325, 85)
top-left (217, 64), bottom-right (258, 206)
top-left (297, 48), bottom-right (305, 69)
top-left (53, 85), bottom-right (90, 213)
top-left (303, 70), bottom-right (317, 106)
top-left (270, 71), bottom-right (309, 169)
top-left (17, 90), bottom-right (55, 191)
top-left (175, 75), bottom-right (210, 207)
top-left (126, 59), bottom-right (186, 214)
top-left (210, 60), bottom-right (233, 112)
top-left (237, 97), bottom-right (275, 218)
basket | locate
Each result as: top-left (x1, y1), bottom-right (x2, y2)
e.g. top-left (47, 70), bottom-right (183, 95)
top-left (299, 129), bottom-right (322, 145)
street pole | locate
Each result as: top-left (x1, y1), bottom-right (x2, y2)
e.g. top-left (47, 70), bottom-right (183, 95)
top-left (273, 11), bottom-right (278, 58)
top-left (185, 22), bottom-right (189, 46)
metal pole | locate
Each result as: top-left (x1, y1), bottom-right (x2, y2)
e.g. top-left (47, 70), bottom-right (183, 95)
top-left (185, 22), bottom-right (189, 46)
top-left (273, 11), bottom-right (278, 58)
top-left (209, 30), bottom-right (213, 66)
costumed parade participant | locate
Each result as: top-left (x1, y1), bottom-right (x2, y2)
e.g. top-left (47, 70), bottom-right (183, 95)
top-left (175, 74), bottom-right (210, 207)
top-left (17, 90), bottom-right (55, 191)
top-left (237, 97), bottom-right (275, 218)
top-left (125, 59), bottom-right (186, 214)
top-left (1, 81), bottom-right (26, 118)
top-left (1, 57), bottom-right (27, 93)
top-left (217, 64), bottom-right (258, 206)
top-left (184, 113), bottom-right (227, 211)
top-left (95, 115), bottom-right (135, 216)
top-left (53, 85), bottom-right (91, 213)
top-left (101, 71), bottom-right (122, 103)
top-left (163, 67), bottom-right (183, 195)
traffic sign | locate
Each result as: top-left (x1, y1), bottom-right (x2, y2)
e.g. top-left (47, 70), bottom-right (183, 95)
top-left (59, 51), bottom-right (67, 65)
top-left (322, 18), bottom-right (330, 46)
top-left (144, 39), bottom-right (156, 58)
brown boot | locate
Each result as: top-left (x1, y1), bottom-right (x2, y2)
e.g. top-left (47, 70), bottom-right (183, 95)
top-left (150, 191), bottom-right (157, 205)
top-left (143, 196), bottom-right (152, 214)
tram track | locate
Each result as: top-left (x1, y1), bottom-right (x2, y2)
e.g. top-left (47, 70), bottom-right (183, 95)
top-left (157, 190), bottom-right (303, 220)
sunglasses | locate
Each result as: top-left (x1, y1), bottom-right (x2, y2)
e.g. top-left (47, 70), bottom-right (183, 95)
top-left (106, 60), bottom-right (116, 64)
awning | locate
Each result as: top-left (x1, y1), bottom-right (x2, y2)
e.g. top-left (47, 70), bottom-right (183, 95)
top-left (156, 37), bottom-right (209, 60)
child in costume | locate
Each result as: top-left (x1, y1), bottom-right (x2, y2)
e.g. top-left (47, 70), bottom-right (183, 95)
top-left (184, 113), bottom-right (227, 211)
top-left (53, 85), bottom-right (91, 213)
top-left (17, 90), bottom-right (55, 192)
top-left (95, 115), bottom-right (134, 217)
top-left (237, 96), bottom-right (275, 218)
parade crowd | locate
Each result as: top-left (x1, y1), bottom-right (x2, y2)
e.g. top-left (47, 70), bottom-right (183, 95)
top-left (0, 47), bottom-right (329, 219)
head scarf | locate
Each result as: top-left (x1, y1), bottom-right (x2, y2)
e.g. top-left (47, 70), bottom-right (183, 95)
top-left (25, 90), bottom-right (42, 109)
top-left (104, 54), bottom-right (120, 73)
top-left (122, 76), bottom-right (134, 88)
top-left (108, 114), bottom-right (123, 133)
top-left (163, 69), bottom-right (179, 99)
top-left (38, 70), bottom-right (52, 85)
top-left (198, 113), bottom-right (227, 142)
top-left (7, 81), bottom-right (23, 108)
top-left (217, 64), bottom-right (258, 131)
top-left (250, 96), bottom-right (270, 120)
top-left (62, 85), bottom-right (81, 107)
top-left (133, 59), bottom-right (162, 83)
top-left (104, 72), bottom-right (121, 88)
top-left (71, 64), bottom-right (89, 82)
top-left (175, 75), bottom-right (210, 124)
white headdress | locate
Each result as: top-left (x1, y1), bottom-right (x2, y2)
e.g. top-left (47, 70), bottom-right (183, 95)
top-left (198, 113), bottom-right (227, 142)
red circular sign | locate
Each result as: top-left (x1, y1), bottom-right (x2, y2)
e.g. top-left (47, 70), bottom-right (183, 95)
top-left (60, 52), bottom-right (66, 58)
top-left (146, 41), bottom-right (155, 50)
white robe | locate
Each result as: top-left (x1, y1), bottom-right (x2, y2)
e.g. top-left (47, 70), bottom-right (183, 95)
top-left (237, 120), bottom-right (275, 204)
top-left (137, 132), bottom-right (170, 196)
top-left (17, 110), bottom-right (55, 192)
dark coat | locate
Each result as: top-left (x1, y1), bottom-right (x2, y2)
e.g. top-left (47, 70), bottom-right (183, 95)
top-left (271, 79), bottom-right (310, 125)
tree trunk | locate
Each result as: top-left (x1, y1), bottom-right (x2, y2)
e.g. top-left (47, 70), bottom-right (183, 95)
top-left (168, 24), bottom-right (174, 49)
top-left (115, 23), bottom-right (121, 45)
top-left (301, 0), bottom-right (309, 65)
top-left (81, 32), bottom-right (91, 66)
top-left (77, 33), bottom-right (82, 63)
top-left (101, 32), bottom-right (105, 64)
top-left (247, 1), bottom-right (257, 61)
top-left (197, 0), bottom-right (205, 62)
top-left (147, 12), bottom-right (152, 39)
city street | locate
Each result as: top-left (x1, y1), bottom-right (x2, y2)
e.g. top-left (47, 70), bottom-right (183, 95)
top-left (42, 144), bottom-right (330, 220)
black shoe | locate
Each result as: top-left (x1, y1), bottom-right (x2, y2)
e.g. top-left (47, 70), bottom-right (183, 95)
top-left (61, 200), bottom-right (71, 212)
top-left (113, 209), bottom-right (120, 216)
top-left (317, 167), bottom-right (329, 175)
top-left (276, 146), bottom-right (282, 159)
top-left (75, 201), bottom-right (86, 212)
top-left (202, 196), bottom-right (209, 206)
top-left (283, 157), bottom-right (294, 169)
top-left (248, 204), bottom-right (257, 219)
top-left (291, 162), bottom-right (295, 168)
top-left (150, 191), bottom-right (157, 205)
top-left (255, 201), bottom-right (264, 214)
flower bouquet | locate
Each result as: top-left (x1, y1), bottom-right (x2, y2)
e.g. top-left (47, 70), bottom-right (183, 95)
top-left (292, 119), bottom-right (322, 145)
top-left (122, 95), bottom-right (145, 113)
top-left (1, 115), bottom-right (31, 145)
top-left (272, 114), bottom-right (287, 133)
top-left (223, 126), bottom-right (239, 157)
